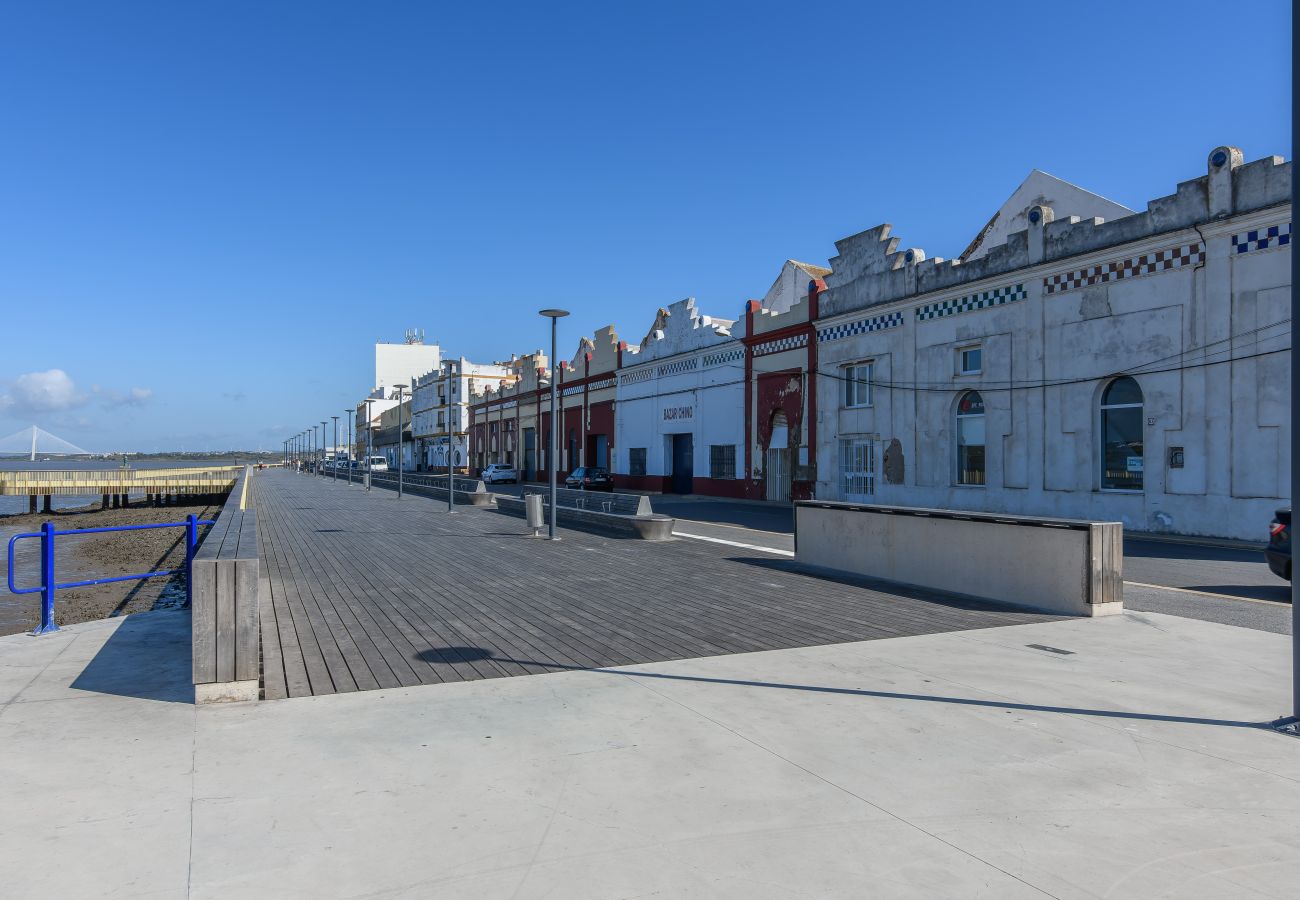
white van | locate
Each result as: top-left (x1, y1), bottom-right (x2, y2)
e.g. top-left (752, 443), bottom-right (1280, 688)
top-left (368, 456), bottom-right (389, 472)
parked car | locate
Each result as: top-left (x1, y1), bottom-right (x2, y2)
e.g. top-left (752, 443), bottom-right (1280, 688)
top-left (1265, 507), bottom-right (1291, 581)
top-left (481, 463), bottom-right (518, 484)
top-left (565, 466), bottom-right (614, 491)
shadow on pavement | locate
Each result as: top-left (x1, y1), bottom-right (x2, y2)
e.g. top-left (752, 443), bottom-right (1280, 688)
top-left (416, 644), bottom-right (1275, 731)
top-left (70, 611), bottom-right (195, 704)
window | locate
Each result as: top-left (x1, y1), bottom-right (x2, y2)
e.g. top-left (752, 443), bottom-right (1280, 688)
top-left (1100, 377), bottom-right (1143, 491)
top-left (629, 447), bottom-right (647, 477)
top-left (709, 444), bottom-right (736, 479)
top-left (959, 346), bottom-right (982, 375)
top-left (839, 438), bottom-right (875, 500)
top-left (956, 390), bottom-right (985, 486)
top-left (843, 363), bottom-right (873, 408)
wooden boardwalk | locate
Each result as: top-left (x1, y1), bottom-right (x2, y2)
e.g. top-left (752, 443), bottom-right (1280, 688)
top-left (254, 470), bottom-right (1060, 700)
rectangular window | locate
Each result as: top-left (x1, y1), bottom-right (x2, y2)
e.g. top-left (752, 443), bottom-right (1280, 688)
top-left (843, 363), bottom-right (873, 408)
top-left (709, 444), bottom-right (736, 479)
top-left (629, 447), bottom-right (647, 477)
top-left (839, 438), bottom-right (875, 500)
top-left (959, 346), bottom-right (982, 375)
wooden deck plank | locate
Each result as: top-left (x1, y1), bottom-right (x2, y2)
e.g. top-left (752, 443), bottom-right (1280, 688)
top-left (254, 470), bottom-right (1062, 699)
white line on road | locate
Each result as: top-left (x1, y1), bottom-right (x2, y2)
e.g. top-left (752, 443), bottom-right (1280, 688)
top-left (1123, 581), bottom-right (1290, 606)
top-left (672, 531), bottom-right (795, 556)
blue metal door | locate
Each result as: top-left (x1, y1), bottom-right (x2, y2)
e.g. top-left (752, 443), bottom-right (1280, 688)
top-left (671, 434), bottom-right (693, 494)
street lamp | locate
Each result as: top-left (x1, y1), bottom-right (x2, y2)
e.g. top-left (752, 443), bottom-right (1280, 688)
top-left (445, 364), bottom-right (455, 514)
top-left (363, 398), bottom-right (375, 491)
top-left (320, 421), bottom-right (328, 476)
top-left (393, 384), bottom-right (408, 500)
top-left (331, 416), bottom-right (340, 484)
top-left (345, 408), bottom-right (355, 487)
top-left (539, 308), bottom-right (569, 540)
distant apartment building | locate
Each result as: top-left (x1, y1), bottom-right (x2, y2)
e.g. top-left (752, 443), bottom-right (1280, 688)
top-left (412, 357), bottom-right (514, 471)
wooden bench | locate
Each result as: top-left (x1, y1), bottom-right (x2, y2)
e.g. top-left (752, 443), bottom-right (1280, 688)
top-left (191, 466), bottom-right (260, 702)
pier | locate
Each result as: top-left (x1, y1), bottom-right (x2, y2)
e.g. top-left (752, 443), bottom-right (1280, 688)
top-left (0, 465), bottom-right (242, 512)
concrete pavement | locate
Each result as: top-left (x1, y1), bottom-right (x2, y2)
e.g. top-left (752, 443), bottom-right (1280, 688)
top-left (2, 607), bottom-right (1298, 898)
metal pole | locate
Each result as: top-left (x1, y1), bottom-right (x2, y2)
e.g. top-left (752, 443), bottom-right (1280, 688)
top-left (446, 366), bottom-right (455, 514)
top-left (397, 388), bottom-right (405, 500)
top-left (549, 318), bottom-right (558, 540)
top-left (332, 417), bottom-right (339, 483)
top-left (321, 421), bottom-right (328, 476)
top-left (1290, 128), bottom-right (1298, 725)
top-left (35, 521), bottom-right (58, 634)
top-left (185, 513), bottom-right (198, 607)
top-left (346, 409), bottom-right (354, 486)
top-left (365, 400), bottom-right (374, 491)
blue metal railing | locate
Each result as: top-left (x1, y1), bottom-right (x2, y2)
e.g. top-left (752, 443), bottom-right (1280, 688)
top-left (6, 515), bottom-right (215, 635)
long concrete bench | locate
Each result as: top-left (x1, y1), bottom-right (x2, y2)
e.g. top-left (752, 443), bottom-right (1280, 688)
top-left (495, 487), bottom-right (674, 540)
top-left (794, 501), bottom-right (1122, 617)
top-left (191, 466), bottom-right (260, 703)
top-left (365, 471), bottom-right (493, 506)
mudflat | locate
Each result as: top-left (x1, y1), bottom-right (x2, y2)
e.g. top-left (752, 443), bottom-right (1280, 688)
top-left (0, 500), bottom-right (222, 635)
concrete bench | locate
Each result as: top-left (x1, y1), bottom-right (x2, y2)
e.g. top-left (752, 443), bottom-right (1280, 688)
top-left (794, 501), bottom-right (1122, 617)
top-left (367, 471), bottom-right (493, 506)
top-left (191, 466), bottom-right (260, 703)
top-left (496, 488), bottom-right (673, 540)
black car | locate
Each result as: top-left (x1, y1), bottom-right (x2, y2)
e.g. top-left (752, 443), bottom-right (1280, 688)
top-left (1266, 507), bottom-right (1291, 581)
top-left (565, 466), bottom-right (614, 491)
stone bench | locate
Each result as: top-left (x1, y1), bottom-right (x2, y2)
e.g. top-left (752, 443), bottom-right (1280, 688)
top-left (496, 488), bottom-right (674, 540)
top-left (794, 501), bottom-right (1122, 617)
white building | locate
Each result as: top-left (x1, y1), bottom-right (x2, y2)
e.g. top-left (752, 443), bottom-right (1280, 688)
top-left (615, 298), bottom-right (749, 495)
top-left (813, 146), bottom-right (1291, 540)
top-left (374, 330), bottom-right (441, 398)
top-left (412, 357), bottom-right (514, 471)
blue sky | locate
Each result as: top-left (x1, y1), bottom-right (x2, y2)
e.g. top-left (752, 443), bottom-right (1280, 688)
top-left (0, 1), bottom-right (1291, 452)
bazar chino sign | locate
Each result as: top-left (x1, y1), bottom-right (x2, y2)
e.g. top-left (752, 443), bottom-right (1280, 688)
top-left (663, 405), bottom-right (694, 422)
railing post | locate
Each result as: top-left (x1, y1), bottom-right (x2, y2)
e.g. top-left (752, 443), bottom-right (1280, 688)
top-left (185, 513), bottom-right (198, 607)
top-left (34, 521), bottom-right (58, 635)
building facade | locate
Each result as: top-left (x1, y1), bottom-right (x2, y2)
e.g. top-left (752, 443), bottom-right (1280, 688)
top-left (812, 146), bottom-right (1291, 540)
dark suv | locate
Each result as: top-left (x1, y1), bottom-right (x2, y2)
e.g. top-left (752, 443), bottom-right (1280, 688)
top-left (565, 466), bottom-right (614, 491)
top-left (1266, 508), bottom-right (1291, 581)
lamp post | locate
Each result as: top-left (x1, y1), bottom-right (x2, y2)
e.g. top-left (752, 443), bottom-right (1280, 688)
top-left (331, 416), bottom-right (340, 483)
top-left (320, 421), bottom-right (328, 476)
top-left (445, 364), bottom-right (456, 514)
top-left (393, 385), bottom-right (407, 500)
top-left (364, 399), bottom-right (375, 491)
top-left (539, 309), bottom-right (569, 540)
top-left (345, 408), bottom-right (355, 486)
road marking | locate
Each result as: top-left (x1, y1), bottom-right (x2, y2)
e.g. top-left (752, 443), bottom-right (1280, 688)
top-left (666, 518), bottom-right (791, 537)
top-left (672, 531), bottom-right (795, 557)
top-left (1123, 580), bottom-right (1290, 606)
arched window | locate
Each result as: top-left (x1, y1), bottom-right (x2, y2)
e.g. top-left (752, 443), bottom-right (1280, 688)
top-left (1101, 377), bottom-right (1143, 491)
top-left (956, 391), bottom-right (985, 486)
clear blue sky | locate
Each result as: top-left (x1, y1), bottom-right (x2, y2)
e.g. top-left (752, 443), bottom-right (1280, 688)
top-left (0, 1), bottom-right (1290, 452)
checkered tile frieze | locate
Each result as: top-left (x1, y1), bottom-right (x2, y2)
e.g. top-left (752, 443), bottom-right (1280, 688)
top-left (752, 333), bottom-right (810, 357)
top-left (588, 377), bottom-right (616, 391)
top-left (1231, 223), bottom-right (1290, 255)
top-left (817, 311), bottom-right (904, 343)
top-left (619, 368), bottom-right (654, 386)
top-left (656, 357), bottom-right (699, 377)
top-left (916, 284), bottom-right (1026, 321)
top-left (561, 385), bottom-right (584, 397)
top-left (701, 347), bottom-right (746, 368)
top-left (1043, 244), bottom-right (1203, 295)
